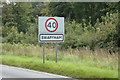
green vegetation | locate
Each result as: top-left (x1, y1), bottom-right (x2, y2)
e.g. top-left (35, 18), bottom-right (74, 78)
top-left (1, 2), bottom-right (119, 79)
top-left (1, 43), bottom-right (118, 78)
top-left (1, 54), bottom-right (118, 78)
top-left (1, 2), bottom-right (119, 50)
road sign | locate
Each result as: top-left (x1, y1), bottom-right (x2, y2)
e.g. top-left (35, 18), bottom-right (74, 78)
top-left (38, 17), bottom-right (64, 42)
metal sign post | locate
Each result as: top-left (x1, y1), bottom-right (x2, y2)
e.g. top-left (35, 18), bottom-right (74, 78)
top-left (42, 44), bottom-right (45, 63)
top-left (55, 43), bottom-right (58, 63)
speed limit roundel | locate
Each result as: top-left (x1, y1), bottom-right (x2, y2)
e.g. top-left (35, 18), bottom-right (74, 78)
top-left (45, 18), bottom-right (58, 32)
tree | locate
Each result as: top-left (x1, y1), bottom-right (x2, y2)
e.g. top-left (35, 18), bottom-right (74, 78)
top-left (13, 2), bottom-right (33, 33)
top-left (49, 2), bottom-right (74, 21)
top-left (2, 3), bottom-right (17, 27)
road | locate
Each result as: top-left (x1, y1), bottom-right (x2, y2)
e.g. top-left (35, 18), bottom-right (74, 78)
top-left (0, 64), bottom-right (70, 78)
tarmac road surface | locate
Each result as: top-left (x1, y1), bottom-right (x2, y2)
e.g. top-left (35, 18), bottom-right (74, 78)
top-left (0, 64), bottom-right (70, 78)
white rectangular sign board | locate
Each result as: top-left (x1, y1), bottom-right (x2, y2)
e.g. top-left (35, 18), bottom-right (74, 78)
top-left (38, 17), bottom-right (64, 42)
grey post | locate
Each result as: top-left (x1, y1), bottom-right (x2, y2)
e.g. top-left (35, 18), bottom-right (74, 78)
top-left (55, 43), bottom-right (58, 63)
top-left (42, 44), bottom-right (45, 63)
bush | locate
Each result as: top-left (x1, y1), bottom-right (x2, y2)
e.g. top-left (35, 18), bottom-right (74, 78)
top-left (60, 12), bottom-right (118, 50)
top-left (2, 12), bottom-right (118, 50)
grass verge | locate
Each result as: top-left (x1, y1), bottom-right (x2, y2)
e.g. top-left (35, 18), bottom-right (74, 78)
top-left (0, 54), bottom-right (118, 78)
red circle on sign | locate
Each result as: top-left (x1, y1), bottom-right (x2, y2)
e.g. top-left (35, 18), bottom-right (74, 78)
top-left (45, 18), bottom-right (58, 32)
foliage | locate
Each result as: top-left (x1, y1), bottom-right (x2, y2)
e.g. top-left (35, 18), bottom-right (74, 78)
top-left (1, 2), bottom-right (119, 78)
top-left (1, 54), bottom-right (118, 78)
top-left (1, 42), bottom-right (118, 78)
top-left (61, 12), bottom-right (118, 50)
top-left (1, 43), bottom-right (118, 70)
top-left (1, 2), bottom-right (119, 50)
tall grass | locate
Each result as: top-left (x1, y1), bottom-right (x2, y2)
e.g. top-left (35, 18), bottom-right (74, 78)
top-left (1, 55), bottom-right (118, 78)
top-left (1, 43), bottom-right (118, 70)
